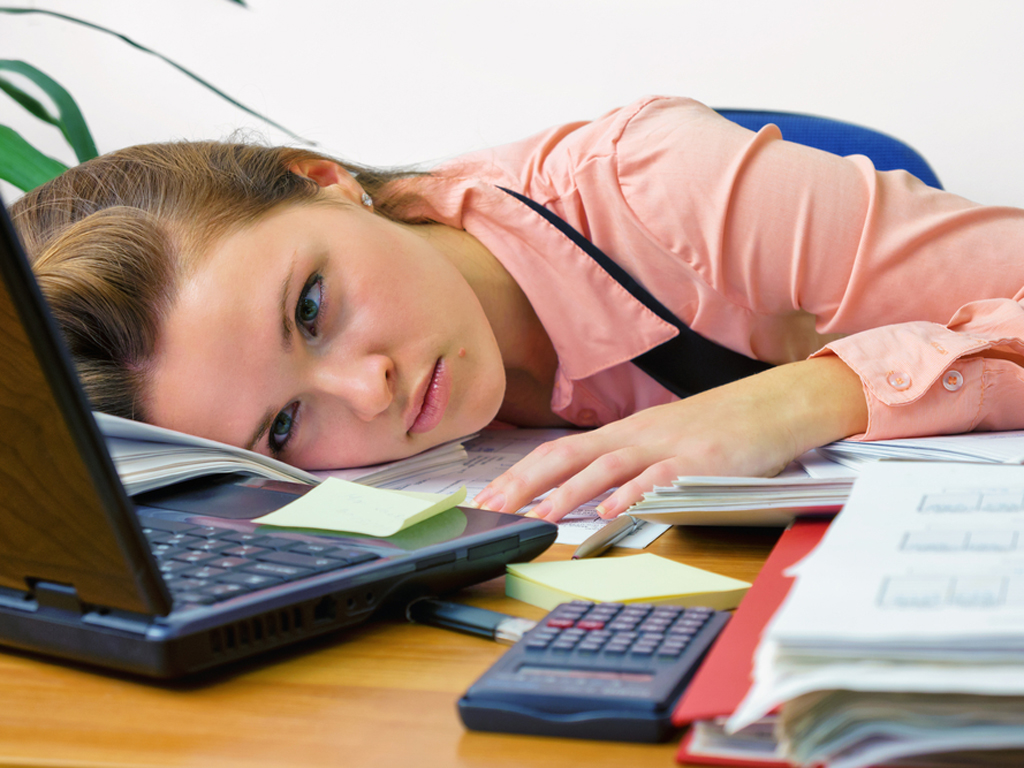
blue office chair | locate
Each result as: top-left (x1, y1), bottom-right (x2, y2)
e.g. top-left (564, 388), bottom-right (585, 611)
top-left (716, 109), bottom-right (943, 189)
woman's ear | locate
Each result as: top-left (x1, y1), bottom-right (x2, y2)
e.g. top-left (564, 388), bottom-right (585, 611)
top-left (289, 158), bottom-right (365, 203)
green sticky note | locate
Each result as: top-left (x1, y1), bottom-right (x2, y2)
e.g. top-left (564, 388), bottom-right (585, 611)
top-left (506, 554), bottom-right (750, 611)
top-left (251, 478), bottom-right (467, 537)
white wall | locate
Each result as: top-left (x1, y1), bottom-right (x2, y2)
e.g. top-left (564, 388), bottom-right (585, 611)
top-left (4, 0), bottom-right (1024, 207)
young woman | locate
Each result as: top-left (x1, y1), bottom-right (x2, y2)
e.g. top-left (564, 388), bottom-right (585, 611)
top-left (12, 96), bottom-right (1024, 523)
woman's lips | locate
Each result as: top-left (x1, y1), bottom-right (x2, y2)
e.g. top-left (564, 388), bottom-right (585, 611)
top-left (409, 358), bottom-right (451, 434)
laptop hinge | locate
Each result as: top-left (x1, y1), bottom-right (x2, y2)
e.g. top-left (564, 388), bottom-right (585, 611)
top-left (31, 580), bottom-right (87, 614)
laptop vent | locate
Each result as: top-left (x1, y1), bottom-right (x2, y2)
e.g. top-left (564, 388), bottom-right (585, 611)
top-left (208, 605), bottom-right (306, 655)
top-left (205, 591), bottom-right (374, 658)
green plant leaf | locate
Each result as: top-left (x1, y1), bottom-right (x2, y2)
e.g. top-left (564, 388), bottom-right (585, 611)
top-left (0, 124), bottom-right (69, 191)
top-left (0, 75), bottom-right (57, 123)
top-left (0, 60), bottom-right (98, 163)
top-left (0, 8), bottom-right (312, 145)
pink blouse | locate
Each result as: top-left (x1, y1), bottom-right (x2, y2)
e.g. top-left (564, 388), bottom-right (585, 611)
top-left (404, 96), bottom-right (1024, 440)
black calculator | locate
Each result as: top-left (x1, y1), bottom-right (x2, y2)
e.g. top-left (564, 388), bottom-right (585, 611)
top-left (457, 600), bottom-right (729, 742)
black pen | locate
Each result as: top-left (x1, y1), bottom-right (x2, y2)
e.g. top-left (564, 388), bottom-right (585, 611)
top-left (571, 513), bottom-right (643, 559)
top-left (406, 597), bottom-right (537, 644)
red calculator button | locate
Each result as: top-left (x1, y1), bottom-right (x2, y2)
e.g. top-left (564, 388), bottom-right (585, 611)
top-left (546, 618), bottom-right (576, 629)
top-left (575, 620), bottom-right (606, 630)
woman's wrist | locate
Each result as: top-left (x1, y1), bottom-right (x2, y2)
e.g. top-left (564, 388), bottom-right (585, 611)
top-left (771, 354), bottom-right (869, 452)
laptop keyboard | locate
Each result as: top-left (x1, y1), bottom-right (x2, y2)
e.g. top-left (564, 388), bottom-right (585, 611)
top-left (139, 516), bottom-right (381, 606)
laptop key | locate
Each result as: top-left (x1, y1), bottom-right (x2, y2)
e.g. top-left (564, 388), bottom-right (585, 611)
top-left (181, 565), bottom-right (229, 580)
top-left (201, 583), bottom-right (248, 598)
top-left (167, 578), bottom-right (212, 591)
top-left (172, 592), bottom-right (217, 605)
top-left (222, 545), bottom-right (270, 558)
top-left (289, 542), bottom-right (343, 556)
top-left (204, 556), bottom-right (250, 570)
top-left (138, 516), bottom-right (199, 534)
top-left (255, 551), bottom-right (347, 571)
top-left (333, 550), bottom-right (381, 566)
top-left (172, 550), bottom-right (220, 565)
top-left (248, 536), bottom-right (301, 550)
top-left (184, 539), bottom-right (232, 553)
top-left (217, 572), bottom-right (283, 588)
top-left (159, 560), bottom-right (196, 575)
top-left (150, 533), bottom-right (204, 548)
top-left (242, 562), bottom-right (312, 579)
top-left (221, 531), bottom-right (265, 544)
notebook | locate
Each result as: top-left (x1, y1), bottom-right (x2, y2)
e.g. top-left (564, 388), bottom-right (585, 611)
top-left (0, 195), bottom-right (557, 678)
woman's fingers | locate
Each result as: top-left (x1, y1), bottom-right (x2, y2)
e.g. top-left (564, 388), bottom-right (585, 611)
top-left (472, 430), bottom-right (620, 514)
top-left (526, 444), bottom-right (656, 522)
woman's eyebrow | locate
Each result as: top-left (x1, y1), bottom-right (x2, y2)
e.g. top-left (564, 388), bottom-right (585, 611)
top-left (247, 260), bottom-right (299, 453)
top-left (246, 409), bottom-right (277, 453)
top-left (279, 265), bottom-right (294, 352)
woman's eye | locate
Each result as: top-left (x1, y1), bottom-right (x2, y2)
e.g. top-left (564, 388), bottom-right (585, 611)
top-left (297, 275), bottom-right (323, 336)
top-left (269, 404), bottom-right (297, 454)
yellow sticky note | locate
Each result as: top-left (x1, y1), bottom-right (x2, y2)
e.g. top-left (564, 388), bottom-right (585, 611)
top-left (505, 554), bottom-right (750, 611)
top-left (251, 478), bottom-right (467, 537)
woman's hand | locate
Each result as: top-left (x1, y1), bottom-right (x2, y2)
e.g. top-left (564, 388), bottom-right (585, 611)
top-left (469, 356), bottom-right (868, 522)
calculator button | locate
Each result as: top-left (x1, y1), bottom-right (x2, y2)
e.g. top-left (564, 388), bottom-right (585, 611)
top-left (604, 644), bottom-right (629, 655)
top-left (630, 646), bottom-right (656, 657)
top-left (576, 643), bottom-right (603, 654)
top-left (639, 632), bottom-right (665, 643)
top-left (668, 629), bottom-right (696, 639)
top-left (657, 645), bottom-right (685, 658)
top-left (575, 620), bottom-right (605, 631)
top-left (546, 618), bottom-right (576, 629)
top-left (525, 639), bottom-right (551, 650)
top-left (607, 622), bottom-right (639, 633)
top-left (653, 605), bottom-right (684, 616)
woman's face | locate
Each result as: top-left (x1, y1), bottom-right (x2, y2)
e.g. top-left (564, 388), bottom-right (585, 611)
top-left (148, 191), bottom-right (506, 470)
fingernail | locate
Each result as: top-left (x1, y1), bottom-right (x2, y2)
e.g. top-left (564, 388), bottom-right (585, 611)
top-left (480, 491), bottom-right (506, 512)
top-left (595, 503), bottom-right (615, 519)
top-left (463, 499), bottom-right (479, 509)
top-left (523, 510), bottom-right (540, 518)
top-left (531, 500), bottom-right (552, 520)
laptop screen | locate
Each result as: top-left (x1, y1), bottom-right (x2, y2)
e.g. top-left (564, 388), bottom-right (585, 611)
top-left (0, 198), bottom-right (171, 615)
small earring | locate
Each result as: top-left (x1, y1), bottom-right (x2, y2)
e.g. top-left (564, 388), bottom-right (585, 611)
top-left (361, 191), bottom-right (373, 208)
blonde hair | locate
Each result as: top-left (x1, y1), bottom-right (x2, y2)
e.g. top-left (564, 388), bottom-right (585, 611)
top-left (10, 141), bottom-right (427, 420)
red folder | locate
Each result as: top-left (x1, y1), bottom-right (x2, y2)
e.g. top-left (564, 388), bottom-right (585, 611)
top-left (673, 518), bottom-right (832, 766)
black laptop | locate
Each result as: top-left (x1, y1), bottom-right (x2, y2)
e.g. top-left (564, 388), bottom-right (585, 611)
top-left (0, 196), bottom-right (556, 678)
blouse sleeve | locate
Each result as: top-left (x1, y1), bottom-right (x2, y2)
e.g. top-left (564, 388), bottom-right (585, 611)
top-left (607, 96), bottom-right (1024, 440)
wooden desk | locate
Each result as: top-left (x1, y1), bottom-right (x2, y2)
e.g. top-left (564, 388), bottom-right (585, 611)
top-left (0, 525), bottom-right (780, 768)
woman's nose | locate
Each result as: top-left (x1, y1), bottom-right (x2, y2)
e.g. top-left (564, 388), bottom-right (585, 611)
top-left (312, 354), bottom-right (395, 421)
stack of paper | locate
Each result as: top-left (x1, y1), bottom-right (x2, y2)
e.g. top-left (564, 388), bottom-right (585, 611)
top-left (730, 461), bottom-right (1024, 768)
top-left (630, 453), bottom-right (855, 527)
top-left (630, 432), bottom-right (1024, 528)
top-left (819, 429), bottom-right (1024, 469)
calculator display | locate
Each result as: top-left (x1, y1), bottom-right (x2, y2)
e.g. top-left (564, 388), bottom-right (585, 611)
top-left (518, 665), bottom-right (654, 683)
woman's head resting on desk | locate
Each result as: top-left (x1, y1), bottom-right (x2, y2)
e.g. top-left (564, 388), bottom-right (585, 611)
top-left (11, 141), bottom-right (533, 469)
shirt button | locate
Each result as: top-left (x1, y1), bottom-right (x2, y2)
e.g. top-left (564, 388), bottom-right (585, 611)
top-left (577, 409), bottom-right (597, 426)
top-left (942, 370), bottom-right (964, 392)
top-left (886, 371), bottom-right (912, 391)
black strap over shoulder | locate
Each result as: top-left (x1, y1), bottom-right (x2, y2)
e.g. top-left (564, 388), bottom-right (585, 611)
top-left (499, 187), bottom-right (771, 398)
